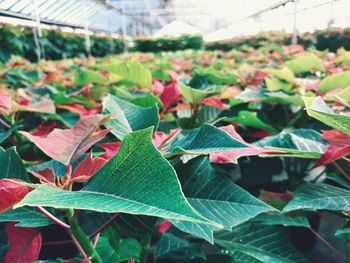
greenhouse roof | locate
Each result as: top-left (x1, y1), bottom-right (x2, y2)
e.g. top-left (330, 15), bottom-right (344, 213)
top-left (0, 0), bottom-right (350, 36)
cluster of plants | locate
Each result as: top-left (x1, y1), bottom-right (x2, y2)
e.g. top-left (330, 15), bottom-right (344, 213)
top-left (0, 43), bottom-right (350, 263)
top-left (0, 24), bottom-right (126, 63)
top-left (133, 35), bottom-right (203, 52)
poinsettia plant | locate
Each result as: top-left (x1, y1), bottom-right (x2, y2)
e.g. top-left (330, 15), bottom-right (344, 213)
top-left (0, 44), bottom-right (350, 263)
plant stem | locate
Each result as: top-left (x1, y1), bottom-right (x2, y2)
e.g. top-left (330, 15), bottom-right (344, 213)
top-left (36, 206), bottom-right (70, 229)
top-left (66, 210), bottom-right (103, 263)
top-left (140, 233), bottom-right (152, 263)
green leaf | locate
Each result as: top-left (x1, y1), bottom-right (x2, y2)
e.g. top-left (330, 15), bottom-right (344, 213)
top-left (178, 82), bottom-right (217, 104)
top-left (237, 88), bottom-right (304, 106)
top-left (0, 146), bottom-right (28, 181)
top-left (155, 233), bottom-right (205, 259)
top-left (265, 78), bottom-right (293, 92)
top-left (252, 213), bottom-right (310, 228)
top-left (102, 94), bottom-right (159, 140)
top-left (194, 68), bottom-right (237, 85)
top-left (177, 157), bottom-right (274, 229)
top-left (325, 86), bottom-right (350, 107)
top-left (98, 60), bottom-right (152, 88)
top-left (215, 223), bottom-right (309, 263)
top-left (265, 67), bottom-right (295, 83)
top-left (335, 226), bottom-right (350, 237)
top-left (224, 111), bottom-right (277, 132)
top-left (0, 207), bottom-right (52, 227)
top-left (73, 70), bottom-right (109, 86)
top-left (256, 128), bottom-right (328, 158)
top-left (96, 237), bottom-right (141, 263)
top-left (283, 183), bottom-right (350, 213)
top-left (303, 96), bottom-right (350, 134)
top-left (16, 128), bottom-right (212, 225)
top-left (285, 53), bottom-right (325, 74)
top-left (0, 125), bottom-right (16, 144)
top-left (164, 124), bottom-right (251, 157)
top-left (318, 71), bottom-right (350, 93)
top-left (170, 220), bottom-right (214, 243)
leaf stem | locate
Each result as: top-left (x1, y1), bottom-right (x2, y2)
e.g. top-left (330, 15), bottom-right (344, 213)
top-left (90, 213), bottom-right (119, 238)
top-left (310, 227), bottom-right (345, 259)
top-left (333, 162), bottom-right (350, 182)
top-left (36, 206), bottom-right (70, 229)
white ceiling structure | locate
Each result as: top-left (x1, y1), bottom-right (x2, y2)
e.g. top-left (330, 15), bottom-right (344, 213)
top-left (0, 0), bottom-right (349, 38)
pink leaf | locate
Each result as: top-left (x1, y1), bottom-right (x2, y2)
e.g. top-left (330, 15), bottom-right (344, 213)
top-left (152, 129), bottom-right (180, 150)
top-left (316, 130), bottom-right (350, 166)
top-left (71, 152), bottom-right (108, 183)
top-left (210, 125), bottom-right (280, 164)
top-left (200, 96), bottom-right (229, 110)
top-left (160, 81), bottom-right (181, 110)
top-left (98, 142), bottom-right (122, 160)
top-left (0, 180), bottom-right (30, 213)
top-left (19, 115), bottom-right (110, 165)
top-left (3, 222), bottom-right (42, 263)
top-left (157, 221), bottom-right (172, 234)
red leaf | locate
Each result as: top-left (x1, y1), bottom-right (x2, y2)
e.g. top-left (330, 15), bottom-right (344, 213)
top-left (200, 96), bottom-right (229, 110)
top-left (0, 180), bottom-right (30, 213)
top-left (157, 221), bottom-right (172, 234)
top-left (19, 115), bottom-right (110, 165)
top-left (210, 125), bottom-right (280, 163)
top-left (3, 222), bottom-right (42, 263)
top-left (316, 130), bottom-right (350, 166)
top-left (71, 152), bottom-right (108, 183)
top-left (99, 142), bottom-right (122, 160)
top-left (32, 120), bottom-right (58, 137)
top-left (260, 191), bottom-right (293, 210)
top-left (30, 167), bottom-right (56, 185)
top-left (160, 81), bottom-right (181, 110)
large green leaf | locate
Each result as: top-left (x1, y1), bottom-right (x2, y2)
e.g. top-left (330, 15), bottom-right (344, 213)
top-left (318, 71), bottom-right (350, 93)
top-left (0, 207), bottom-right (52, 227)
top-left (285, 53), bottom-right (325, 74)
top-left (165, 124), bottom-right (251, 157)
top-left (283, 183), bottom-right (350, 213)
top-left (102, 94), bottom-right (159, 140)
top-left (171, 157), bottom-right (274, 243)
top-left (16, 128), bottom-right (211, 225)
top-left (98, 60), bottom-right (152, 88)
top-left (0, 146), bottom-right (28, 181)
top-left (303, 96), bottom-right (350, 134)
top-left (215, 223), bottom-right (309, 263)
top-left (256, 128), bottom-right (328, 158)
top-left (155, 233), bottom-right (205, 259)
top-left (178, 157), bottom-right (274, 228)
